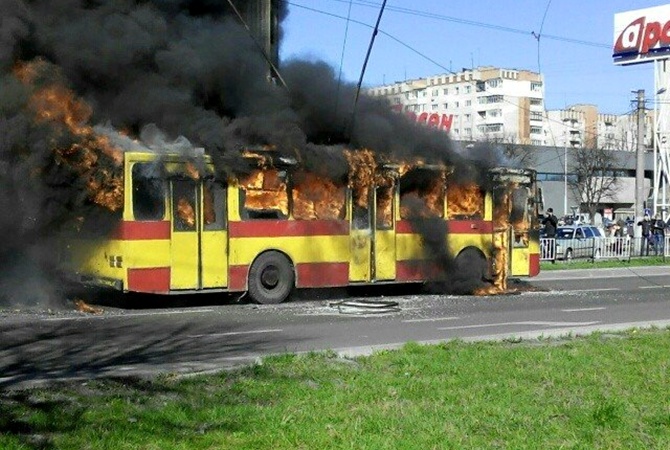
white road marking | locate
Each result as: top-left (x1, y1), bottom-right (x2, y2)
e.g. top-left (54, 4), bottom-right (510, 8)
top-left (403, 316), bottom-right (460, 323)
top-left (639, 285), bottom-right (670, 289)
top-left (560, 288), bottom-right (619, 293)
top-left (561, 307), bottom-right (607, 312)
top-left (187, 328), bottom-right (283, 338)
top-left (45, 308), bottom-right (215, 321)
top-left (437, 321), bottom-right (600, 331)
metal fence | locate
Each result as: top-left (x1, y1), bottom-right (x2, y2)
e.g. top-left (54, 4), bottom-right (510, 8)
top-left (540, 235), bottom-right (670, 262)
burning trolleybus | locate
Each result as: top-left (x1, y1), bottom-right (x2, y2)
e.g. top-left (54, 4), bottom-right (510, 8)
top-left (66, 149), bottom-right (540, 304)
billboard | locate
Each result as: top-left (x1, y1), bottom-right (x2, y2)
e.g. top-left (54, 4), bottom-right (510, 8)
top-left (613, 5), bottom-right (670, 65)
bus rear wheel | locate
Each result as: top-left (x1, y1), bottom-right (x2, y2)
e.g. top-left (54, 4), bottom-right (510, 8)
top-left (248, 251), bottom-right (295, 304)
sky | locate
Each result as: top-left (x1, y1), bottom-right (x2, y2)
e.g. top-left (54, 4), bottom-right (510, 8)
top-left (279, 0), bottom-right (665, 115)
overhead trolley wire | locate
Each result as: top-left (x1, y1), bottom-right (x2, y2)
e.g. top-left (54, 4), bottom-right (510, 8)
top-left (284, 0), bottom-right (639, 149)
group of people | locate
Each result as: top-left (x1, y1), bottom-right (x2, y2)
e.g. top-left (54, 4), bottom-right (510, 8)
top-left (541, 207), bottom-right (669, 257)
top-left (637, 213), bottom-right (668, 256)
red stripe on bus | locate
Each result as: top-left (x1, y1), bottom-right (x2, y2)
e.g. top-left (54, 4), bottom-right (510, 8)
top-left (296, 262), bottom-right (349, 288)
top-left (396, 220), bottom-right (447, 234)
top-left (448, 220), bottom-right (493, 234)
top-left (396, 260), bottom-right (443, 282)
top-left (127, 267), bottom-right (170, 293)
top-left (529, 253), bottom-right (540, 277)
top-left (112, 221), bottom-right (171, 240)
top-left (229, 220), bottom-right (349, 238)
top-left (229, 265), bottom-right (249, 291)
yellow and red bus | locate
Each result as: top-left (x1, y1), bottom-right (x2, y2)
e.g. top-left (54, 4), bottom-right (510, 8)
top-left (65, 149), bottom-right (540, 304)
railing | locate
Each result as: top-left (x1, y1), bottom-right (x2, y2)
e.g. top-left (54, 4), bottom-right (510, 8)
top-left (540, 238), bottom-right (555, 261)
top-left (540, 235), bottom-right (669, 262)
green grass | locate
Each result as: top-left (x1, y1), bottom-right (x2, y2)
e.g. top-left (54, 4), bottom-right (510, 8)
top-left (541, 256), bottom-right (669, 271)
top-left (3, 329), bottom-right (670, 449)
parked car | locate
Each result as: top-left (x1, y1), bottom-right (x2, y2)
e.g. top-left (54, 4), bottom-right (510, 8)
top-left (554, 225), bottom-right (604, 260)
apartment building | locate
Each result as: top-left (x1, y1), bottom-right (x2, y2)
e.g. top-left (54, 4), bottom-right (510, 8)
top-left (367, 67), bottom-right (546, 145)
top-left (545, 105), bottom-right (654, 151)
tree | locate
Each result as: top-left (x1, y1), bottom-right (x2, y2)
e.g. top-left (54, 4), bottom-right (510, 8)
top-left (567, 147), bottom-right (620, 224)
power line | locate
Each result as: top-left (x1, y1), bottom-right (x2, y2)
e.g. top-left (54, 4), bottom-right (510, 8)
top-left (284, 1), bottom-right (642, 149)
top-left (302, 0), bottom-right (610, 49)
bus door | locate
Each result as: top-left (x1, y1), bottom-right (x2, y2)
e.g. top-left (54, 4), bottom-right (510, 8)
top-left (509, 185), bottom-right (532, 276)
top-left (170, 178), bottom-right (229, 290)
top-left (374, 182), bottom-right (396, 280)
top-left (349, 192), bottom-right (372, 282)
top-left (171, 178), bottom-right (199, 289)
top-left (349, 181), bottom-right (397, 282)
top-left (200, 180), bottom-right (228, 288)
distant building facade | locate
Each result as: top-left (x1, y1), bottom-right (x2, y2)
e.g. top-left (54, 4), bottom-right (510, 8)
top-left (367, 66), bottom-right (547, 145)
top-left (368, 66), bottom-right (654, 152)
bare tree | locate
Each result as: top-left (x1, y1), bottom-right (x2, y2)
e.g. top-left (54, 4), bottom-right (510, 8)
top-left (568, 147), bottom-right (620, 224)
top-left (472, 135), bottom-right (537, 168)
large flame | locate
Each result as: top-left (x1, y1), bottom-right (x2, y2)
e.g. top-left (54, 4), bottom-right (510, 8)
top-left (15, 60), bottom-right (124, 212)
top-left (447, 182), bottom-right (483, 218)
top-left (293, 171), bottom-right (346, 220)
top-left (240, 169), bottom-right (289, 216)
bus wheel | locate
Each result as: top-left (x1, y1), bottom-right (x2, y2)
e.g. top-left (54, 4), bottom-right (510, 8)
top-left (248, 251), bottom-right (295, 304)
top-left (456, 248), bottom-right (488, 281)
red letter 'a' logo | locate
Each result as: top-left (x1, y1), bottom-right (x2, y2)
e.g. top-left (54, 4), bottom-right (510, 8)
top-left (614, 17), bottom-right (645, 55)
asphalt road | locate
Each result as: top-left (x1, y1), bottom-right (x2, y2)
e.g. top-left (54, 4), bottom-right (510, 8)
top-left (2, 265), bottom-right (670, 389)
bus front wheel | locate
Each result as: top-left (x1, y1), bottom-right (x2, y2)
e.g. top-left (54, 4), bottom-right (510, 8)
top-left (248, 251), bottom-right (295, 304)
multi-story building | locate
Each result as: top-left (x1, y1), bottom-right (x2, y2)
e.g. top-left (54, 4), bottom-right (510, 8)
top-left (367, 66), bottom-right (546, 145)
top-left (544, 105), bottom-right (653, 151)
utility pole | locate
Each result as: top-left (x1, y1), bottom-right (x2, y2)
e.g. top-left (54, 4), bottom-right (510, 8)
top-left (635, 89), bottom-right (646, 238)
top-left (563, 129), bottom-right (568, 217)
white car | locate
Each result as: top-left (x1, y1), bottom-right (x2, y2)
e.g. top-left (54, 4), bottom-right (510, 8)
top-left (554, 225), bottom-right (604, 260)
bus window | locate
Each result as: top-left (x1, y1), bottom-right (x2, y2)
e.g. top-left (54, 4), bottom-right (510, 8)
top-left (376, 185), bottom-right (394, 230)
top-left (352, 190), bottom-right (370, 230)
top-left (447, 182), bottom-right (483, 219)
top-left (172, 179), bottom-right (197, 232)
top-left (132, 163), bottom-right (165, 221)
top-left (239, 169), bottom-right (288, 220)
top-left (399, 169), bottom-right (444, 219)
top-left (292, 171), bottom-right (346, 220)
top-left (204, 180), bottom-right (226, 231)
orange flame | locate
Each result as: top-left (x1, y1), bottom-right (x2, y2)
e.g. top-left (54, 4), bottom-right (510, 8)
top-left (447, 183), bottom-right (483, 218)
top-left (293, 172), bottom-right (346, 220)
top-left (15, 60), bottom-right (124, 212)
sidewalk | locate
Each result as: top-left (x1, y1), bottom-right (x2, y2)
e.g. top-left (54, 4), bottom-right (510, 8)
top-left (535, 265), bottom-right (670, 281)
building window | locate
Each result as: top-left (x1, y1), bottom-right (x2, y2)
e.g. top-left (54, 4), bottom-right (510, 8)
top-left (488, 79), bottom-right (501, 88)
top-left (443, 103), bottom-right (448, 109)
top-left (530, 98), bottom-right (542, 106)
top-left (530, 126), bottom-right (543, 134)
top-left (464, 85), bottom-right (471, 94)
top-left (465, 100), bottom-right (471, 106)
top-left (531, 81), bottom-right (543, 91)
top-left (443, 88), bottom-right (448, 95)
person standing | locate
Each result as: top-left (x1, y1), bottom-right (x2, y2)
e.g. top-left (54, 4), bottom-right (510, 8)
top-left (542, 208), bottom-right (558, 260)
top-left (542, 208), bottom-right (557, 238)
top-left (638, 214), bottom-right (653, 256)
top-left (652, 214), bottom-right (666, 255)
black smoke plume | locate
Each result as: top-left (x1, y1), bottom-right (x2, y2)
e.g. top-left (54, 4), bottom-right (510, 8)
top-left (0, 0), bottom-right (506, 305)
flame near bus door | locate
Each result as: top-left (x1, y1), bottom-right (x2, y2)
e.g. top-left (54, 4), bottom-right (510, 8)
top-left (170, 179), bottom-right (228, 290)
top-left (349, 182), bottom-right (397, 282)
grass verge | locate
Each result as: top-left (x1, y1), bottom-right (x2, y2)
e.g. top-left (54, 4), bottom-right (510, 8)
top-left (2, 328), bottom-right (670, 449)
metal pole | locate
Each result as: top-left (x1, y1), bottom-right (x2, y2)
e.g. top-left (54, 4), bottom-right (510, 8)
top-left (564, 130), bottom-right (568, 218)
top-left (635, 89), bottom-right (646, 239)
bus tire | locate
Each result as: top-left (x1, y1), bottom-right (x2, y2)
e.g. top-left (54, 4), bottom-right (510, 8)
top-left (455, 247), bottom-right (488, 281)
top-left (247, 251), bottom-right (295, 304)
